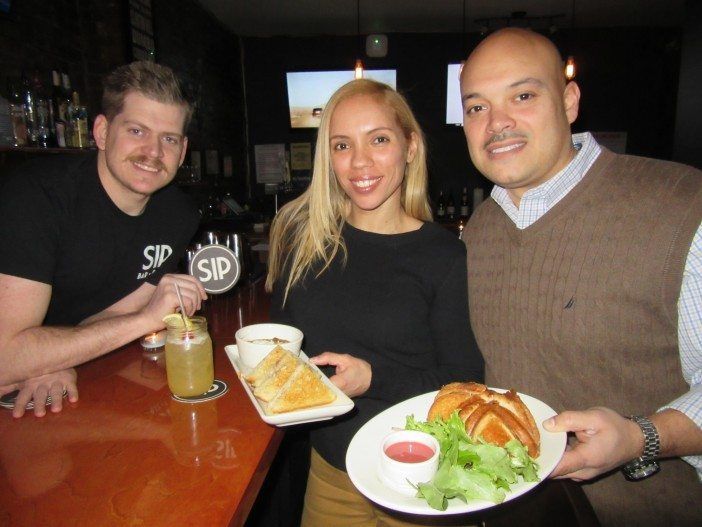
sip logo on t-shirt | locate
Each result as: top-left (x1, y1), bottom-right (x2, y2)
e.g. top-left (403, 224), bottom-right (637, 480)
top-left (137, 244), bottom-right (173, 279)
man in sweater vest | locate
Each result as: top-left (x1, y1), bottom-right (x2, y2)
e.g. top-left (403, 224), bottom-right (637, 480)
top-left (460, 28), bottom-right (702, 525)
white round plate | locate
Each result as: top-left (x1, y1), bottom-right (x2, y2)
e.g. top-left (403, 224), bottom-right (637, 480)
top-left (346, 389), bottom-right (566, 515)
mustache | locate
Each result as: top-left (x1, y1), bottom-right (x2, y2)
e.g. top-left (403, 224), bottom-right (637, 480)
top-left (484, 132), bottom-right (527, 149)
top-left (127, 155), bottom-right (166, 172)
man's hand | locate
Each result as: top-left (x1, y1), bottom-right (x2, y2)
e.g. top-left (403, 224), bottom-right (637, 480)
top-left (3, 368), bottom-right (79, 418)
top-left (140, 274), bottom-right (207, 329)
top-left (543, 407), bottom-right (644, 481)
top-left (309, 352), bottom-right (372, 398)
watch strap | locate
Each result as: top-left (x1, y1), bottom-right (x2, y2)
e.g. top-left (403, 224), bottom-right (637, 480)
top-left (622, 415), bottom-right (661, 481)
top-left (628, 415), bottom-right (660, 460)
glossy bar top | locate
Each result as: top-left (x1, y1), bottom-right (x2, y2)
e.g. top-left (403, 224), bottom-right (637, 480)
top-left (0, 279), bottom-right (283, 527)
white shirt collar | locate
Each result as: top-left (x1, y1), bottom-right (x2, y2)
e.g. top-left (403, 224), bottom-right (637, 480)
top-left (490, 132), bottom-right (602, 229)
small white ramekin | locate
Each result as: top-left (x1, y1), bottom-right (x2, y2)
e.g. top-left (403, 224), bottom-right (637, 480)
top-left (377, 430), bottom-right (440, 496)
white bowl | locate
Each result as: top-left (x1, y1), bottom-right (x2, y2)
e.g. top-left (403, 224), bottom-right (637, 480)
top-left (377, 430), bottom-right (440, 496)
top-left (234, 323), bottom-right (303, 369)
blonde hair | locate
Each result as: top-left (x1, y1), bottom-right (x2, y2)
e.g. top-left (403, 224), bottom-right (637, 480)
top-left (266, 79), bottom-right (432, 303)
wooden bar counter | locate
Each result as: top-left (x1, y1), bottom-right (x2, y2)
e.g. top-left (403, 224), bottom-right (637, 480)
top-left (0, 279), bottom-right (283, 527)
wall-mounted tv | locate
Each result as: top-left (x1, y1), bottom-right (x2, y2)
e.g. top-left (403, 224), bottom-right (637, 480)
top-left (446, 63), bottom-right (463, 126)
top-left (286, 69), bottom-right (397, 128)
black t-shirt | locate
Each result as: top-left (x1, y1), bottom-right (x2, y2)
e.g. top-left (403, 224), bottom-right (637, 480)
top-left (0, 153), bottom-right (199, 325)
top-left (270, 222), bottom-right (485, 470)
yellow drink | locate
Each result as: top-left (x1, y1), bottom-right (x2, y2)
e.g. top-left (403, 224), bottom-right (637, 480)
top-left (164, 316), bottom-right (214, 397)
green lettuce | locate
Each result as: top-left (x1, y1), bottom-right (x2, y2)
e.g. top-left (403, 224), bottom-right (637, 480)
top-left (404, 411), bottom-right (540, 511)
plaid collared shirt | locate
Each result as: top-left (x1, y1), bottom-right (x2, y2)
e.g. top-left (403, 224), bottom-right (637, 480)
top-left (490, 132), bottom-right (702, 477)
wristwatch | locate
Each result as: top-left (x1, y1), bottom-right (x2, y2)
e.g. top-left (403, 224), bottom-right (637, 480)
top-left (621, 415), bottom-right (661, 481)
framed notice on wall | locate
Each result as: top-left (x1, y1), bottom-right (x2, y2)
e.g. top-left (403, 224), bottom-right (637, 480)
top-left (290, 142), bottom-right (312, 170)
top-left (254, 144), bottom-right (286, 184)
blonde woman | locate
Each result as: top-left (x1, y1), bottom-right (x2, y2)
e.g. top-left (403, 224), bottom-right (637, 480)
top-left (267, 79), bottom-right (484, 526)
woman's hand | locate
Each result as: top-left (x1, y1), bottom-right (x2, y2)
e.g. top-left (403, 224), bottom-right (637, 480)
top-left (309, 352), bottom-right (372, 397)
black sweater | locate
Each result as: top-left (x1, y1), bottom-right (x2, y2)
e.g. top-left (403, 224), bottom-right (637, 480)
top-left (270, 221), bottom-right (484, 470)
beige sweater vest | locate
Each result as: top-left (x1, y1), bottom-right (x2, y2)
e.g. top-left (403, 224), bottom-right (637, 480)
top-left (464, 149), bottom-right (702, 526)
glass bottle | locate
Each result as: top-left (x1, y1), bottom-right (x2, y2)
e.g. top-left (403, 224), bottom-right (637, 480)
top-left (61, 73), bottom-right (74, 147)
top-left (8, 81), bottom-right (27, 146)
top-left (20, 72), bottom-right (36, 146)
top-left (460, 187), bottom-right (470, 218)
top-left (51, 70), bottom-right (67, 147)
top-left (70, 92), bottom-right (88, 148)
top-left (436, 191), bottom-right (446, 219)
top-left (446, 192), bottom-right (456, 220)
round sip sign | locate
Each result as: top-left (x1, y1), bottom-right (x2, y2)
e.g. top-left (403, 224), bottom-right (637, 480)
top-left (189, 244), bottom-right (241, 294)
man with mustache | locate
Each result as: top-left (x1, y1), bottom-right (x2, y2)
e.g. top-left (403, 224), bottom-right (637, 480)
top-left (0, 61), bottom-right (206, 417)
top-left (460, 28), bottom-right (702, 525)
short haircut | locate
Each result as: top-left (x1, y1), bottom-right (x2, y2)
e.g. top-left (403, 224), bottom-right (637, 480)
top-left (102, 61), bottom-right (193, 133)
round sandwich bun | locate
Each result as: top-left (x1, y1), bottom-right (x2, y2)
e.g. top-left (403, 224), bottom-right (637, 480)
top-left (427, 382), bottom-right (540, 457)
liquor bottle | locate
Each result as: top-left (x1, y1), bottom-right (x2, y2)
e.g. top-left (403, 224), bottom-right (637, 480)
top-left (31, 70), bottom-right (51, 147)
top-left (436, 191), bottom-right (446, 219)
top-left (7, 81), bottom-right (27, 146)
top-left (20, 72), bottom-right (37, 146)
top-left (51, 70), bottom-right (66, 147)
top-left (70, 91), bottom-right (88, 148)
top-left (446, 192), bottom-right (456, 220)
top-left (460, 187), bottom-right (470, 218)
top-left (61, 73), bottom-right (74, 147)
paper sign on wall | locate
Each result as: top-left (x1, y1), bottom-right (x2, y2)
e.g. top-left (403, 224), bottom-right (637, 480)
top-left (255, 144), bottom-right (286, 183)
top-left (290, 142), bottom-right (312, 170)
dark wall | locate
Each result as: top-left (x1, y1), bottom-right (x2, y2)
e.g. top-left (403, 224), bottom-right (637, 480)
top-left (242, 27), bottom-right (683, 204)
top-left (567, 27), bottom-right (682, 160)
top-left (1, 0), bottom-right (248, 199)
top-left (153, 0), bottom-right (248, 197)
top-left (674, 0), bottom-right (702, 168)
top-left (0, 0), bottom-right (129, 114)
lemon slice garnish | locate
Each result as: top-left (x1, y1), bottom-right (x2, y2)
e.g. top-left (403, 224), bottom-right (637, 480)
top-left (162, 313), bottom-right (193, 330)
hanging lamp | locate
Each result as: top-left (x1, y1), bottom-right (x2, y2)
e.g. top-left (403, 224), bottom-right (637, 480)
top-left (354, 0), bottom-right (364, 78)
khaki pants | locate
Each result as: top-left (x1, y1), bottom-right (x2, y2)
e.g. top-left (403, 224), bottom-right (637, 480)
top-left (301, 449), bottom-right (479, 527)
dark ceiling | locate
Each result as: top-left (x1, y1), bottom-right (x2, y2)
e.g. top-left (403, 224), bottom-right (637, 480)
top-left (197, 0), bottom-right (685, 37)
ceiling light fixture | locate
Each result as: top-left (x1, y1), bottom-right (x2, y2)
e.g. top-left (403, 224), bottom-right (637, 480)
top-left (565, 56), bottom-right (576, 80)
top-left (564, 0), bottom-right (577, 81)
top-left (354, 0), bottom-right (364, 79)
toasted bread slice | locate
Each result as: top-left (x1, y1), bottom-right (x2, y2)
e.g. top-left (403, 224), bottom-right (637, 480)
top-left (427, 382), bottom-right (541, 457)
top-left (253, 350), bottom-right (299, 402)
top-left (267, 362), bottom-right (336, 414)
top-left (487, 390), bottom-right (540, 450)
top-left (428, 382), bottom-right (489, 421)
top-left (243, 345), bottom-right (287, 387)
top-left (464, 402), bottom-right (540, 457)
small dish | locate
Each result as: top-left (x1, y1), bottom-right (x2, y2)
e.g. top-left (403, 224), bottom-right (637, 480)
top-left (234, 323), bottom-right (303, 369)
top-left (378, 430), bottom-right (439, 496)
top-left (225, 345), bottom-right (354, 427)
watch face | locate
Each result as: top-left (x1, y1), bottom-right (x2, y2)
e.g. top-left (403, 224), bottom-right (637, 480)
top-left (623, 459), bottom-right (660, 481)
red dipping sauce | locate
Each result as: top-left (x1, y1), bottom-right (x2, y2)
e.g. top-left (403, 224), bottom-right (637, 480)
top-left (384, 441), bottom-right (435, 463)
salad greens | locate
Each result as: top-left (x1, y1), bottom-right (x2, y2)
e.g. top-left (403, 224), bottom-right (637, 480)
top-left (405, 412), bottom-right (539, 511)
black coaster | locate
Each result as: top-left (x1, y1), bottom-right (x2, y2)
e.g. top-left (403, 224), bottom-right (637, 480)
top-left (0, 389), bottom-right (68, 410)
top-left (171, 379), bottom-right (229, 403)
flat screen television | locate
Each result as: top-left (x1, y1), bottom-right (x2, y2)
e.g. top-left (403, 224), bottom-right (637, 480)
top-left (446, 63), bottom-right (463, 126)
top-left (286, 69), bottom-right (397, 128)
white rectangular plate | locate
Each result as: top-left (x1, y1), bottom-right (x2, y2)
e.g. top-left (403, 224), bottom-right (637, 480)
top-left (225, 344), bottom-right (354, 427)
